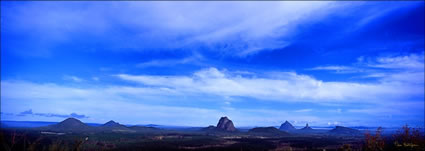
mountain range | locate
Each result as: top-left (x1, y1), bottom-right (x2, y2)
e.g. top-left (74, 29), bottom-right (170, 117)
top-left (35, 118), bottom-right (156, 133)
top-left (2, 117), bottom-right (364, 136)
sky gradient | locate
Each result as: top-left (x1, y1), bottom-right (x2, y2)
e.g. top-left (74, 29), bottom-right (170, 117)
top-left (1, 1), bottom-right (424, 127)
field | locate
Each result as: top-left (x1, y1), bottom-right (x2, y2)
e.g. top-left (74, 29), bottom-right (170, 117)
top-left (0, 127), bottom-right (368, 151)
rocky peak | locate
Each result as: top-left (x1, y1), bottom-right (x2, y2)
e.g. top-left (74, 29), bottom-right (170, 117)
top-left (301, 123), bottom-right (313, 130)
top-left (216, 116), bottom-right (236, 132)
top-left (279, 120), bottom-right (296, 131)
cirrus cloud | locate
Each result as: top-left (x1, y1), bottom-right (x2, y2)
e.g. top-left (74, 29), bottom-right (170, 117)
top-left (4, 1), bottom-right (414, 56)
top-left (116, 67), bottom-right (422, 103)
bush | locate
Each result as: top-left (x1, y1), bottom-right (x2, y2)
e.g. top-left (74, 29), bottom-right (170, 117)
top-left (392, 124), bottom-right (424, 150)
top-left (364, 127), bottom-right (385, 151)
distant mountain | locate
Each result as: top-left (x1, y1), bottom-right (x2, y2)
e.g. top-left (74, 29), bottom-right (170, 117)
top-left (201, 125), bottom-right (217, 131)
top-left (42, 118), bottom-right (158, 133)
top-left (249, 127), bottom-right (282, 133)
top-left (300, 123), bottom-right (313, 131)
top-left (248, 127), bottom-right (289, 137)
top-left (279, 121), bottom-right (296, 131)
top-left (143, 124), bottom-right (161, 127)
top-left (216, 116), bottom-right (237, 132)
top-left (128, 126), bottom-right (158, 132)
top-left (100, 120), bottom-right (132, 131)
top-left (102, 120), bottom-right (122, 127)
top-left (201, 117), bottom-right (237, 132)
top-left (329, 126), bottom-right (362, 136)
top-left (46, 118), bottom-right (92, 132)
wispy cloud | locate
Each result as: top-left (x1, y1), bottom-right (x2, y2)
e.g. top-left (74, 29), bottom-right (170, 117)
top-left (116, 67), bottom-right (422, 103)
top-left (63, 75), bottom-right (84, 82)
top-left (92, 77), bottom-right (100, 81)
top-left (294, 109), bottom-right (313, 113)
top-left (310, 66), bottom-right (353, 71)
top-left (2, 90), bottom-right (325, 126)
top-left (308, 66), bottom-right (364, 74)
top-left (310, 53), bottom-right (424, 84)
top-left (2, 69), bottom-right (423, 126)
top-left (18, 109), bottom-right (88, 119)
top-left (367, 53), bottom-right (425, 70)
top-left (2, 54), bottom-right (422, 126)
top-left (5, 1), bottom-right (404, 56)
top-left (136, 53), bottom-right (204, 68)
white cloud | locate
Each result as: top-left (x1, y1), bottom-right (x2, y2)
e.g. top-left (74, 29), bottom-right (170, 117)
top-left (63, 75), bottom-right (83, 82)
top-left (2, 77), bottom-right (422, 126)
top-left (378, 71), bottom-right (424, 84)
top-left (310, 53), bottom-right (424, 85)
top-left (0, 80), bottom-right (327, 126)
top-left (92, 77), bottom-right (100, 81)
top-left (368, 53), bottom-right (425, 70)
top-left (326, 108), bottom-right (342, 113)
top-left (141, 1), bottom-right (338, 56)
top-left (4, 1), bottom-right (353, 56)
top-left (310, 66), bottom-right (353, 71)
top-left (308, 66), bottom-right (364, 73)
top-left (117, 67), bottom-right (422, 103)
top-left (3, 54), bottom-right (422, 126)
top-left (0, 81), bottom-right (180, 102)
top-left (311, 53), bottom-right (424, 71)
top-left (295, 109), bottom-right (313, 113)
top-left (4, 1), bottom-right (419, 58)
top-left (363, 54), bottom-right (424, 85)
top-left (136, 53), bottom-right (204, 68)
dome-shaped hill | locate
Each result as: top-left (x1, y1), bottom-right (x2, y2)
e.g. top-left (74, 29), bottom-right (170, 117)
top-left (248, 127), bottom-right (289, 136)
top-left (47, 118), bottom-right (92, 132)
top-left (329, 126), bottom-right (361, 136)
top-left (249, 127), bottom-right (281, 133)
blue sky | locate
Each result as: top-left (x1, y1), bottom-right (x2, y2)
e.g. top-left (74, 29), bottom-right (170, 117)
top-left (1, 1), bottom-right (424, 127)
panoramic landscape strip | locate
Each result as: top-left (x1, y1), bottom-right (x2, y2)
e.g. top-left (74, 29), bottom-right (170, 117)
top-left (1, 117), bottom-right (424, 150)
top-left (1, 1), bottom-right (424, 151)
